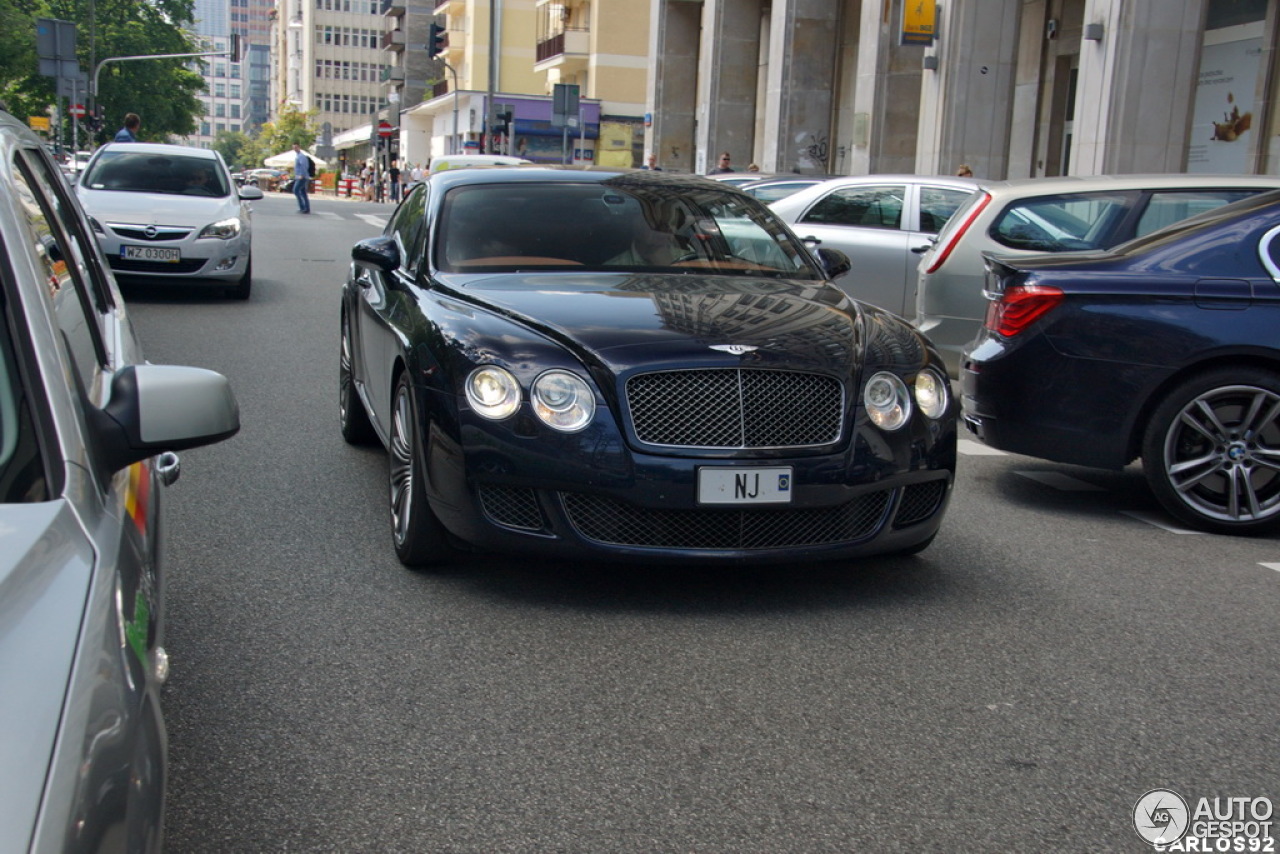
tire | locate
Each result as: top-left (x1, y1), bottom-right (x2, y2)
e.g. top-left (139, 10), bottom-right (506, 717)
top-left (388, 373), bottom-right (453, 567)
top-left (339, 312), bottom-right (377, 445)
top-left (1141, 367), bottom-right (1280, 535)
top-left (227, 257), bottom-right (251, 300)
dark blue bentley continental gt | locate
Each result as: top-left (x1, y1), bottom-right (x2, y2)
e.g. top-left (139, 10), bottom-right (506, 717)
top-left (340, 168), bottom-right (956, 566)
top-left (962, 190), bottom-right (1280, 535)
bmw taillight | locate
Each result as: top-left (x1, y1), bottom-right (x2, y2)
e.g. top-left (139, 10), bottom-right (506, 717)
top-left (924, 192), bottom-right (992, 274)
top-left (984, 284), bottom-right (1065, 337)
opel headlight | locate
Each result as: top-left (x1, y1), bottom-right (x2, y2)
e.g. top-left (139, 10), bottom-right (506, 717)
top-left (864, 371), bottom-right (911, 431)
top-left (465, 366), bottom-right (521, 420)
top-left (914, 370), bottom-right (949, 420)
top-left (531, 370), bottom-right (595, 432)
top-left (198, 218), bottom-right (241, 240)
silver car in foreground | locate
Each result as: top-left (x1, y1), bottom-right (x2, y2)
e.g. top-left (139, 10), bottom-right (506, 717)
top-left (769, 174), bottom-right (980, 317)
top-left (0, 110), bottom-right (240, 852)
top-left (915, 173), bottom-right (1280, 375)
top-left (76, 142), bottom-right (263, 299)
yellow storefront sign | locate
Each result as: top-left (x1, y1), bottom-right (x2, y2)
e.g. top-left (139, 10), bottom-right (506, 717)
top-left (29, 116), bottom-right (50, 132)
top-left (902, 0), bottom-right (936, 46)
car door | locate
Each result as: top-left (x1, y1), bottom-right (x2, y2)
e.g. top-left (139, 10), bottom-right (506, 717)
top-left (6, 142), bottom-right (167, 851)
top-left (904, 183), bottom-right (977, 315)
top-left (787, 181), bottom-right (912, 315)
top-left (357, 183), bottom-right (428, 430)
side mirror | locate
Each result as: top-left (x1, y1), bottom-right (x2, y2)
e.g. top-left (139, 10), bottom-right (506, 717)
top-left (352, 236), bottom-right (400, 273)
top-left (92, 364), bottom-right (240, 476)
top-left (816, 247), bottom-right (851, 279)
top-left (238, 185), bottom-right (265, 201)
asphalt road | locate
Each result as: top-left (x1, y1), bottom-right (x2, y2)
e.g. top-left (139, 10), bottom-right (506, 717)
top-left (124, 192), bottom-right (1279, 852)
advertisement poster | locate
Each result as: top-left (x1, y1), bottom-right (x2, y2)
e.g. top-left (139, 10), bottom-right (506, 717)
top-left (1187, 35), bottom-right (1262, 173)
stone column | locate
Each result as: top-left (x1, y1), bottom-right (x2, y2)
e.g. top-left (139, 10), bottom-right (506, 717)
top-left (916, 0), bottom-right (1023, 178)
top-left (1071, 0), bottom-right (1204, 174)
top-left (695, 0), bottom-right (763, 174)
top-left (760, 0), bottom-right (842, 174)
top-left (647, 0), bottom-right (701, 173)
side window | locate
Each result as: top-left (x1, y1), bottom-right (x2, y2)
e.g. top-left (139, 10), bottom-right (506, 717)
top-left (801, 185), bottom-right (905, 230)
top-left (12, 153), bottom-right (108, 401)
top-left (991, 192), bottom-right (1132, 251)
top-left (918, 187), bottom-right (975, 234)
top-left (0, 282), bottom-right (50, 502)
top-left (388, 183), bottom-right (427, 274)
top-left (1137, 190), bottom-right (1259, 237)
top-left (17, 148), bottom-right (115, 316)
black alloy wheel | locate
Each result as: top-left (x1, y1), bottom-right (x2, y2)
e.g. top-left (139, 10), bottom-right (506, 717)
top-left (1142, 367), bottom-right (1280, 534)
top-left (388, 372), bottom-right (452, 566)
top-left (339, 312), bottom-right (376, 445)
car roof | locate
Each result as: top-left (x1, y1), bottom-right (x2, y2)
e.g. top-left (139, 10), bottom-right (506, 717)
top-left (427, 165), bottom-right (733, 192)
top-left (975, 172), bottom-right (1280, 199)
top-left (94, 141), bottom-right (220, 161)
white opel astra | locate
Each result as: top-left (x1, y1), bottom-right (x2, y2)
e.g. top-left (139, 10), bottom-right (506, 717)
top-left (76, 142), bottom-right (263, 299)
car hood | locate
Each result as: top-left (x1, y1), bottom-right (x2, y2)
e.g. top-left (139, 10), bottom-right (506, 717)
top-left (443, 272), bottom-right (877, 374)
top-left (0, 501), bottom-right (94, 852)
top-left (76, 188), bottom-right (239, 225)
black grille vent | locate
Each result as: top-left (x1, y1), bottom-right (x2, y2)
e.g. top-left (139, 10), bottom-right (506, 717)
top-left (561, 491), bottom-right (889, 550)
top-left (626, 369), bottom-right (843, 449)
top-left (894, 480), bottom-right (947, 527)
top-left (109, 257), bottom-right (207, 274)
top-left (479, 485), bottom-right (544, 531)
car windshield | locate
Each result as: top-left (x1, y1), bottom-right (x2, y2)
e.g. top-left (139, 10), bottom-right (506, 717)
top-left (435, 178), bottom-right (822, 279)
top-left (81, 150), bottom-right (230, 197)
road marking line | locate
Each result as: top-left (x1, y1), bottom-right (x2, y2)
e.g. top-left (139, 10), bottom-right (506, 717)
top-left (1121, 511), bottom-right (1205, 534)
top-left (1260, 563), bottom-right (1280, 573)
top-left (356, 214), bottom-right (388, 228)
top-left (958, 439), bottom-right (1006, 456)
top-left (1014, 470), bottom-right (1106, 491)
top-left (313, 211), bottom-right (341, 219)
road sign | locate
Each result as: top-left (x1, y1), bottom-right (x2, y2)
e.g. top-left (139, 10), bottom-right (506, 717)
top-left (70, 104), bottom-right (85, 118)
top-left (378, 121), bottom-right (394, 138)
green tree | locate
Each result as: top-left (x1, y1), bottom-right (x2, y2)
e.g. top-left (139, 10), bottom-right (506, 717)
top-left (212, 129), bottom-right (257, 170)
top-left (0, 0), bottom-right (205, 145)
top-left (257, 102), bottom-right (321, 156)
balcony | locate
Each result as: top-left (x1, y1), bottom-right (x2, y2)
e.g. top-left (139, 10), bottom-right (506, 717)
top-left (380, 65), bottom-right (405, 83)
top-left (381, 0), bottom-right (404, 17)
top-left (382, 29), bottom-right (405, 51)
top-left (535, 28), bottom-right (589, 72)
top-left (433, 0), bottom-right (462, 14)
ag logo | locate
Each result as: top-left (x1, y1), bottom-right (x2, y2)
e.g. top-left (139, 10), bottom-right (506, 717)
top-left (1134, 789), bottom-right (1190, 845)
top-left (709, 344), bottom-right (758, 355)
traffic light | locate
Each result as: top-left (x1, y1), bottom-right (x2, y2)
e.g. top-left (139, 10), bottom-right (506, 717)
top-left (427, 22), bottom-right (445, 58)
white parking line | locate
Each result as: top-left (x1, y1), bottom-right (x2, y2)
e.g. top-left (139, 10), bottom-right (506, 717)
top-left (1121, 511), bottom-right (1205, 534)
top-left (958, 439), bottom-right (1006, 456)
top-left (313, 211), bottom-right (341, 219)
top-left (1014, 470), bottom-right (1106, 491)
top-left (355, 214), bottom-right (388, 228)
top-left (1260, 563), bottom-right (1280, 573)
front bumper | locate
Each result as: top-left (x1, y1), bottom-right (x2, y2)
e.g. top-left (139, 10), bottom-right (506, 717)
top-left (98, 229), bottom-right (251, 282)
top-left (425, 412), bottom-right (957, 563)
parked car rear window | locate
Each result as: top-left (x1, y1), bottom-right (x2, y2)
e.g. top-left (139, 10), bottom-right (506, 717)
top-left (990, 192), bottom-right (1133, 251)
top-left (1135, 189), bottom-right (1259, 235)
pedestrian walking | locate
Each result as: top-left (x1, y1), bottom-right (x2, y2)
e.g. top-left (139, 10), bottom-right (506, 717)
top-left (389, 160), bottom-right (401, 202)
top-left (293, 143), bottom-right (312, 214)
top-left (643, 153), bottom-right (662, 171)
top-left (956, 163), bottom-right (974, 177)
top-left (114, 113), bottom-right (140, 143)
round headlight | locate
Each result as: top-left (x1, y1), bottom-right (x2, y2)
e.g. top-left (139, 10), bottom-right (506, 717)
top-left (914, 370), bottom-right (949, 420)
top-left (465, 366), bottom-right (521, 420)
top-left (531, 370), bottom-right (595, 432)
top-left (864, 371), bottom-right (911, 431)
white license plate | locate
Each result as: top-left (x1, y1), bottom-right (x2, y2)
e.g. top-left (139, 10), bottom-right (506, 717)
top-left (123, 245), bottom-right (181, 263)
top-left (697, 467), bottom-right (793, 505)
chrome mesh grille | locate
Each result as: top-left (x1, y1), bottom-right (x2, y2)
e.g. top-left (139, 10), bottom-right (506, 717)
top-left (893, 480), bottom-right (947, 528)
top-left (626, 369), bottom-right (843, 448)
top-left (561, 491), bottom-right (890, 550)
top-left (478, 485), bottom-right (545, 531)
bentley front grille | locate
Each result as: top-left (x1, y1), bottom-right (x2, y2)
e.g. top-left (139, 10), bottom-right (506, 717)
top-left (625, 368), bottom-right (843, 449)
top-left (561, 490), bottom-right (890, 550)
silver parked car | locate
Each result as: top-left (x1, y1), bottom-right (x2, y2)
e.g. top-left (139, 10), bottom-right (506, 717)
top-left (915, 173), bottom-right (1280, 375)
top-left (0, 109), bottom-right (240, 852)
top-left (76, 142), bottom-right (263, 299)
top-left (769, 174), bottom-right (980, 318)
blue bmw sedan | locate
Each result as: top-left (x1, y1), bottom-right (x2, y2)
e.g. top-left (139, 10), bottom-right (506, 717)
top-left (962, 190), bottom-right (1280, 534)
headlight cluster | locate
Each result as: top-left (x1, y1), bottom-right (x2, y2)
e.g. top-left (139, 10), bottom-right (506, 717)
top-left (863, 369), bottom-right (949, 430)
top-left (465, 366), bottom-right (595, 433)
top-left (198, 218), bottom-right (242, 240)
